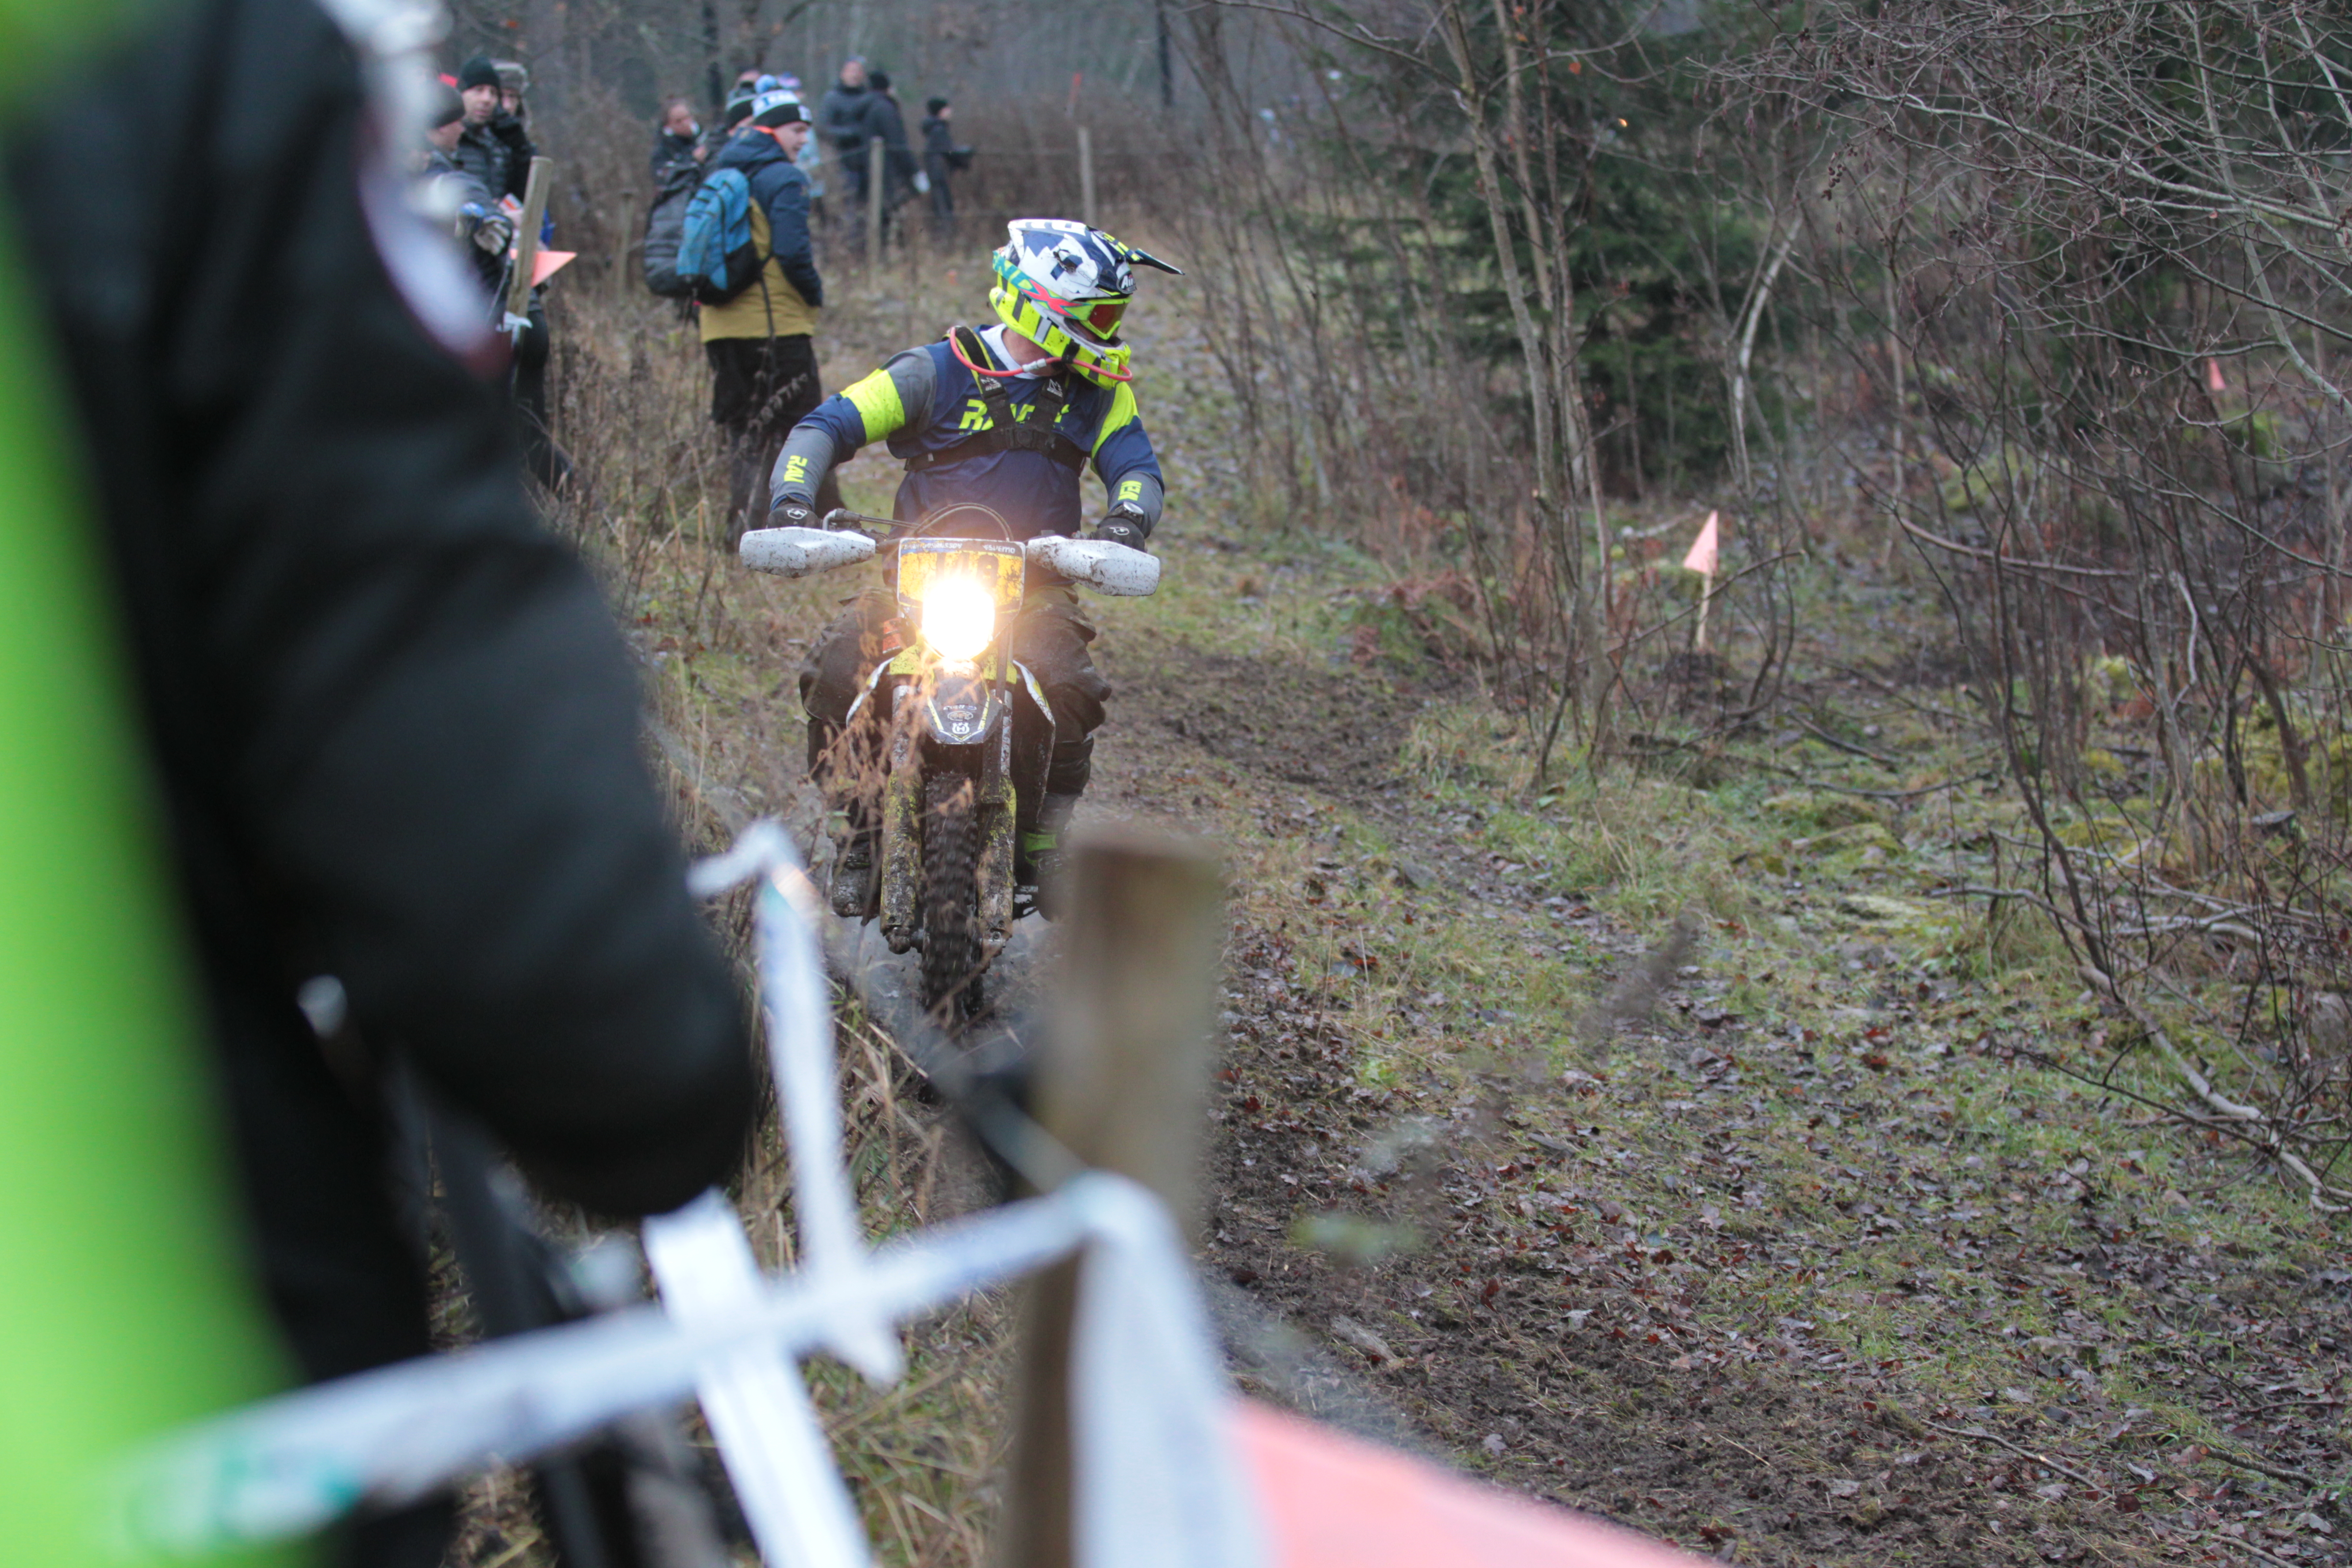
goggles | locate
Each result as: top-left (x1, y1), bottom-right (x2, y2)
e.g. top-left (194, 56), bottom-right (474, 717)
top-left (1024, 283), bottom-right (1126, 345)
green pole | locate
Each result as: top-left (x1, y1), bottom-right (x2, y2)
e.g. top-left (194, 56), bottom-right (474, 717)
top-left (0, 6), bottom-right (299, 1561)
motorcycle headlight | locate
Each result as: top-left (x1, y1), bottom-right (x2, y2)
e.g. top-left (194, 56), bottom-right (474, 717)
top-left (919, 577), bottom-right (996, 663)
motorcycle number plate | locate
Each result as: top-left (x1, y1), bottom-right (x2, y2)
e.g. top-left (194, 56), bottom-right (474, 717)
top-left (894, 537), bottom-right (1027, 627)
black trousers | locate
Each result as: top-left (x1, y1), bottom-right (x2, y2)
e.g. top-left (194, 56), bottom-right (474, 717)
top-left (799, 582), bottom-right (1111, 821)
top-left (706, 333), bottom-right (839, 541)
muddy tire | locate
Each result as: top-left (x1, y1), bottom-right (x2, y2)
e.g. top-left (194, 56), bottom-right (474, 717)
top-left (920, 772), bottom-right (982, 1019)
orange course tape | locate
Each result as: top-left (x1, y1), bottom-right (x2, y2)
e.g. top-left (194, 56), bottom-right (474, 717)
top-left (1234, 1403), bottom-right (1705, 1568)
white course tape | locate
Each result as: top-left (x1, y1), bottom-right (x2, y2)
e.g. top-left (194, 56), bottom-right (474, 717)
top-left (113, 820), bottom-right (1270, 1568)
top-left (645, 1193), bottom-right (871, 1568)
top-left (683, 824), bottom-right (900, 1381)
top-left (759, 859), bottom-right (903, 1382)
top-left (110, 1183), bottom-right (1099, 1556)
top-left (1070, 1178), bottom-right (1267, 1568)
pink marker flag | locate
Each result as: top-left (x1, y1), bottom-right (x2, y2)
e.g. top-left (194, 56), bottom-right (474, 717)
top-left (1682, 511), bottom-right (1720, 576)
top-left (1237, 1403), bottom-right (1705, 1568)
top-left (2207, 358), bottom-right (2227, 393)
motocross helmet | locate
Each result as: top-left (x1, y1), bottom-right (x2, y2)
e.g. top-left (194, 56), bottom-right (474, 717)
top-left (987, 219), bottom-right (1182, 387)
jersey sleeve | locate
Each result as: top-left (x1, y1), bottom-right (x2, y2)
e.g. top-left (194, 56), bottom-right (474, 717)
top-left (1090, 382), bottom-right (1165, 534)
top-left (771, 345), bottom-right (936, 510)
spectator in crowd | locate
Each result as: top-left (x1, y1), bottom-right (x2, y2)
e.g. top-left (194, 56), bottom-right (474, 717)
top-left (818, 56), bottom-right (872, 222)
top-left (494, 58), bottom-right (528, 121)
top-left (701, 87), bottom-right (842, 540)
top-left (419, 82), bottom-right (512, 295)
top-left (777, 71), bottom-right (826, 215)
top-left (7, 2), bottom-right (758, 1563)
top-left (652, 94), bottom-right (704, 183)
top-left (451, 55), bottom-right (558, 486)
top-left (919, 95), bottom-right (968, 241)
top-left (861, 69), bottom-right (916, 245)
top-left (453, 54), bottom-right (532, 202)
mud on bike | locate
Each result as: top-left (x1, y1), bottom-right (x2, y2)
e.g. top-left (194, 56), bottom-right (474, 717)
top-left (739, 505), bottom-right (1158, 1021)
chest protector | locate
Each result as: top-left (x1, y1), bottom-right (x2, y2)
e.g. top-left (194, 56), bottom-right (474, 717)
top-left (903, 326), bottom-right (1089, 476)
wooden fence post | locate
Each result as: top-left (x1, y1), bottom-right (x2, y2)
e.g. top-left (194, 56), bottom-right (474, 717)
top-left (506, 156), bottom-right (553, 322)
top-left (999, 828), bottom-right (1224, 1568)
top-left (1078, 125), bottom-right (1097, 228)
top-left (611, 191), bottom-right (635, 296)
top-left (867, 138), bottom-right (886, 263)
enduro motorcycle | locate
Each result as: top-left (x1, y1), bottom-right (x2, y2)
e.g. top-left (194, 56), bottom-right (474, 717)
top-left (740, 506), bottom-right (1159, 1018)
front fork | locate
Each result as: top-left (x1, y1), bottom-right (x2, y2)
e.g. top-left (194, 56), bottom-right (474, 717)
top-left (880, 687), bottom-right (923, 954)
top-left (975, 717), bottom-right (1017, 958)
top-left (878, 680), bottom-right (1020, 958)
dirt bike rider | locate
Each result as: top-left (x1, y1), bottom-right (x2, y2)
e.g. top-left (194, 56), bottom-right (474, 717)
top-left (771, 218), bottom-right (1179, 917)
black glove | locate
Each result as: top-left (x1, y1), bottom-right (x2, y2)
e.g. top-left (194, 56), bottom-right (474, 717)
top-left (1091, 509), bottom-right (1148, 551)
top-left (773, 501), bottom-right (815, 528)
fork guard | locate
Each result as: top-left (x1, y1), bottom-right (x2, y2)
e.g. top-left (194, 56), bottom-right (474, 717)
top-left (879, 716), bottom-right (924, 954)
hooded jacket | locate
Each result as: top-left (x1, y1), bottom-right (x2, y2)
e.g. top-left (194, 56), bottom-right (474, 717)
top-left (698, 128), bottom-right (822, 342)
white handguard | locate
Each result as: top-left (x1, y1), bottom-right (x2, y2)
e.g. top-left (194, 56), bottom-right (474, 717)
top-left (739, 526), bottom-right (879, 578)
top-left (1025, 535), bottom-right (1162, 597)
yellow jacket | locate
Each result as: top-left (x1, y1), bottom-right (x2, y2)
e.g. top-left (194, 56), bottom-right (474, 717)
top-left (698, 202), bottom-right (820, 342)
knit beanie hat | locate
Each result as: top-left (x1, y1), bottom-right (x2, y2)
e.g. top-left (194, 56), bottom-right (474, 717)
top-left (926, 96), bottom-right (948, 115)
top-left (428, 82), bottom-right (465, 129)
top-left (749, 88), bottom-right (805, 129)
top-left (722, 88), bottom-right (758, 130)
top-left (456, 56), bottom-right (500, 92)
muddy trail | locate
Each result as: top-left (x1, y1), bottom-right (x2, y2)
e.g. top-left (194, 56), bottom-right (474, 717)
top-left (535, 272), bottom-right (2352, 1568)
top-left (1047, 600), bottom-right (2352, 1568)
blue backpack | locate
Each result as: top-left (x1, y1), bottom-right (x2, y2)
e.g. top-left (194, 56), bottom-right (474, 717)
top-left (675, 168), bottom-right (764, 305)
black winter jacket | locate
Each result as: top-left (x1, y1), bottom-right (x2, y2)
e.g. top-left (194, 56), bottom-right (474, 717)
top-left (5, 0), bottom-right (753, 1411)
top-left (453, 110), bottom-right (533, 202)
top-left (651, 127), bottom-right (700, 190)
top-left (861, 92), bottom-right (916, 199)
top-left (818, 81), bottom-right (870, 156)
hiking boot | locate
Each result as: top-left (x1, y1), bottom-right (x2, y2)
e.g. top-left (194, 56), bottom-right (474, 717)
top-left (829, 836), bottom-right (879, 920)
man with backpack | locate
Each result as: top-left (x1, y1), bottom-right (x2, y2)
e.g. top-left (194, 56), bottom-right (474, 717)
top-left (690, 86), bottom-right (841, 541)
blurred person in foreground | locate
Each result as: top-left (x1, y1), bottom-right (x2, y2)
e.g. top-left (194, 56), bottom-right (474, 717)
top-left (702, 86), bottom-right (839, 541)
top-left (5, 2), bottom-right (756, 1564)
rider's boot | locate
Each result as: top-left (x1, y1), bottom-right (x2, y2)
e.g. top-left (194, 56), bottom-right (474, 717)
top-left (1017, 792), bottom-right (1080, 920)
top-left (826, 809), bottom-right (881, 920)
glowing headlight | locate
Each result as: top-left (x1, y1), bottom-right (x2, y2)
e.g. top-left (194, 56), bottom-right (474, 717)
top-left (919, 577), bottom-right (996, 662)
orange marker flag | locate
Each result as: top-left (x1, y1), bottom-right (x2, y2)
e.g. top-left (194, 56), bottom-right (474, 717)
top-left (1236, 1403), bottom-right (1706, 1568)
top-left (2206, 357), bottom-right (2227, 393)
top-left (1681, 511), bottom-right (1720, 576)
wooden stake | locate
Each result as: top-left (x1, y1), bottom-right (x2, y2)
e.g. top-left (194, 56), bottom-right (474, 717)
top-left (866, 138), bottom-right (886, 263)
top-left (1695, 569), bottom-right (1715, 653)
top-left (506, 156), bottom-right (553, 321)
top-left (1078, 125), bottom-right (1097, 228)
top-left (1000, 829), bottom-right (1223, 1568)
top-left (611, 191), bottom-right (634, 295)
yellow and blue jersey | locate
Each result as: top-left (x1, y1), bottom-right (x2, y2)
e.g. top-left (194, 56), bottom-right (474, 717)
top-left (774, 329), bottom-right (1164, 539)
